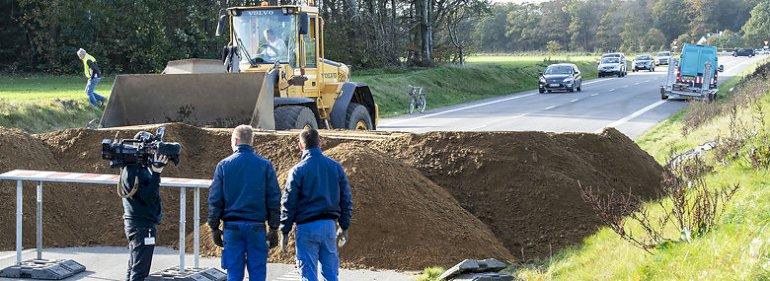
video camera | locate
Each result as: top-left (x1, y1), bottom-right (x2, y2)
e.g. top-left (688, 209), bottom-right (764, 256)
top-left (101, 127), bottom-right (181, 168)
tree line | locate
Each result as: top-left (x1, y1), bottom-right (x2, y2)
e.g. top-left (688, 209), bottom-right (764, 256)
top-left (471, 0), bottom-right (769, 54)
top-left (1, 0), bottom-right (769, 74)
top-left (1, 0), bottom-right (486, 73)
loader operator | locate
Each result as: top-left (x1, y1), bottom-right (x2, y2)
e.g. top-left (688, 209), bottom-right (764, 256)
top-left (259, 28), bottom-right (287, 62)
top-left (76, 48), bottom-right (106, 107)
top-left (208, 125), bottom-right (281, 281)
top-left (120, 148), bottom-right (168, 281)
top-left (280, 127), bottom-right (353, 281)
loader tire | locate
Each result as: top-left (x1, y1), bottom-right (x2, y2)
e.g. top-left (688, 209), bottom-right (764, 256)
top-left (274, 105), bottom-right (318, 130)
top-left (346, 103), bottom-right (373, 130)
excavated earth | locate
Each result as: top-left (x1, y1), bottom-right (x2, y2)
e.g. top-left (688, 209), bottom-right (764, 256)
top-left (0, 123), bottom-right (662, 269)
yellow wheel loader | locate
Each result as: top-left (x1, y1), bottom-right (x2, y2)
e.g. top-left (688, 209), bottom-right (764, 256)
top-left (100, 2), bottom-right (378, 130)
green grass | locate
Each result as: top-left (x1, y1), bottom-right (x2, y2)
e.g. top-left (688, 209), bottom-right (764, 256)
top-left (0, 75), bottom-right (113, 102)
top-left (414, 267), bottom-right (445, 281)
top-left (508, 62), bottom-right (770, 280)
top-left (0, 54), bottom-right (600, 132)
top-left (0, 75), bottom-right (110, 132)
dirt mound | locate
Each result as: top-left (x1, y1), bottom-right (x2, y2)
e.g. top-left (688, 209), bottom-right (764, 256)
top-left (0, 127), bottom-right (79, 250)
top-left (0, 123), bottom-right (662, 269)
top-left (371, 128), bottom-right (662, 260)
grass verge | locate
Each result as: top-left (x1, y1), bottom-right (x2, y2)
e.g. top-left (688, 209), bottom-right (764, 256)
top-left (0, 55), bottom-right (597, 132)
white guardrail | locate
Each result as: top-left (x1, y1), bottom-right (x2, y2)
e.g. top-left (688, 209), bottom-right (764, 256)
top-left (0, 169), bottom-right (212, 273)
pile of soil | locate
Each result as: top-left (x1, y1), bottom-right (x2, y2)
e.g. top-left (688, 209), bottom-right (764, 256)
top-left (195, 144), bottom-right (513, 269)
top-left (371, 128), bottom-right (663, 260)
top-left (0, 127), bottom-right (80, 250)
top-left (0, 123), bottom-right (663, 269)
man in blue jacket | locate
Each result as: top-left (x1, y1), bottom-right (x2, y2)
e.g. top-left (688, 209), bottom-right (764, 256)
top-left (280, 127), bottom-right (353, 281)
top-left (208, 125), bottom-right (281, 281)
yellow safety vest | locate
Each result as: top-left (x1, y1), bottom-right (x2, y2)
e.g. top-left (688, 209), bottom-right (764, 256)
top-left (82, 54), bottom-right (97, 78)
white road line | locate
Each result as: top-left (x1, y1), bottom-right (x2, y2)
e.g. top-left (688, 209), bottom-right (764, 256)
top-left (634, 82), bottom-right (641, 85)
top-left (545, 105), bottom-right (556, 110)
top-left (468, 113), bottom-right (528, 131)
top-left (609, 89), bottom-right (616, 92)
top-left (570, 98), bottom-right (580, 103)
top-left (595, 100), bottom-right (668, 133)
top-left (582, 78), bottom-right (611, 85)
top-left (644, 80), bottom-right (650, 83)
top-left (380, 93), bottom-right (536, 126)
top-left (591, 93), bottom-right (599, 97)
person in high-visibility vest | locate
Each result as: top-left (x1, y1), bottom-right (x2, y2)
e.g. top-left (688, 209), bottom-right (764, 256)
top-left (76, 48), bottom-right (106, 107)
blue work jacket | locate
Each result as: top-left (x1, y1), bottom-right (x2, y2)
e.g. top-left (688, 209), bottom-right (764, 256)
top-left (207, 145), bottom-right (281, 230)
top-left (280, 147), bottom-right (353, 234)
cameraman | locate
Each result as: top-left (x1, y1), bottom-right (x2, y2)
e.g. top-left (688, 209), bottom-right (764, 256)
top-left (120, 146), bottom-right (168, 281)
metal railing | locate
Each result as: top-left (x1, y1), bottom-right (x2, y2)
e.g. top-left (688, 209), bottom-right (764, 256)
top-left (0, 169), bottom-right (212, 273)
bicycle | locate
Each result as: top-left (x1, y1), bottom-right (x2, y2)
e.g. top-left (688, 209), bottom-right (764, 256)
top-left (407, 85), bottom-right (427, 114)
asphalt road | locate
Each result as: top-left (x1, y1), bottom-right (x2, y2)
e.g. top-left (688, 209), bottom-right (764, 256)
top-left (0, 247), bottom-right (414, 281)
top-left (380, 55), bottom-right (766, 139)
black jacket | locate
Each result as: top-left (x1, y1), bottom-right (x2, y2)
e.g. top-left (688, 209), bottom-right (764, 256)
top-left (87, 60), bottom-right (101, 78)
top-left (122, 166), bottom-right (162, 227)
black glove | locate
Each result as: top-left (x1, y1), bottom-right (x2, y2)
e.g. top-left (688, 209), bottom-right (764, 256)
top-left (266, 229), bottom-right (279, 249)
top-left (211, 228), bottom-right (223, 247)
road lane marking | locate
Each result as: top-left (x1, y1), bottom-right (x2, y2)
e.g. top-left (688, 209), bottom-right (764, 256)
top-left (591, 93), bottom-right (599, 97)
top-left (582, 78), bottom-right (611, 85)
top-left (609, 89), bottom-right (616, 92)
top-left (380, 93), bottom-right (536, 125)
top-left (570, 98), bottom-right (580, 103)
top-left (634, 82), bottom-right (641, 85)
top-left (595, 100), bottom-right (668, 133)
top-left (545, 105), bottom-right (556, 110)
top-left (468, 113), bottom-right (528, 131)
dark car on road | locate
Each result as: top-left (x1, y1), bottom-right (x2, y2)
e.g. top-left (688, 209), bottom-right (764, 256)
top-left (539, 63), bottom-right (583, 93)
top-left (733, 48), bottom-right (755, 57)
top-left (632, 54), bottom-right (655, 72)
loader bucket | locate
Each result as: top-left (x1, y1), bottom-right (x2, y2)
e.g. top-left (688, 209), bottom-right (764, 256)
top-left (99, 71), bottom-right (277, 129)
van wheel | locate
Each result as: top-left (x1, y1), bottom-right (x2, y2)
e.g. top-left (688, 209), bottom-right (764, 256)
top-left (346, 103), bottom-right (373, 130)
top-left (275, 105), bottom-right (318, 130)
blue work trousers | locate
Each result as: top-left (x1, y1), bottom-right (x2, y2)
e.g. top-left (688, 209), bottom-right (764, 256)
top-left (295, 219), bottom-right (339, 281)
top-left (85, 77), bottom-right (105, 107)
top-left (223, 221), bottom-right (268, 281)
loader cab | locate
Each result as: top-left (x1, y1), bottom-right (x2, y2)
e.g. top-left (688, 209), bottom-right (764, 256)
top-left (225, 7), bottom-right (302, 68)
top-left (222, 6), bottom-right (328, 94)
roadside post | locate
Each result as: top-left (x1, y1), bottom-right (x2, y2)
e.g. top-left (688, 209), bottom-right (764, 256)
top-left (0, 169), bottom-right (225, 281)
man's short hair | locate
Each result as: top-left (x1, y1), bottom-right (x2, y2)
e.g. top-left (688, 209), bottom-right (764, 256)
top-left (300, 127), bottom-right (319, 148)
top-left (232, 125), bottom-right (254, 145)
top-left (77, 48), bottom-right (86, 56)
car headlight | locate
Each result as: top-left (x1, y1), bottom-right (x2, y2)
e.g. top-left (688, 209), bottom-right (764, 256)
top-left (539, 77), bottom-right (546, 83)
top-left (563, 77), bottom-right (573, 83)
